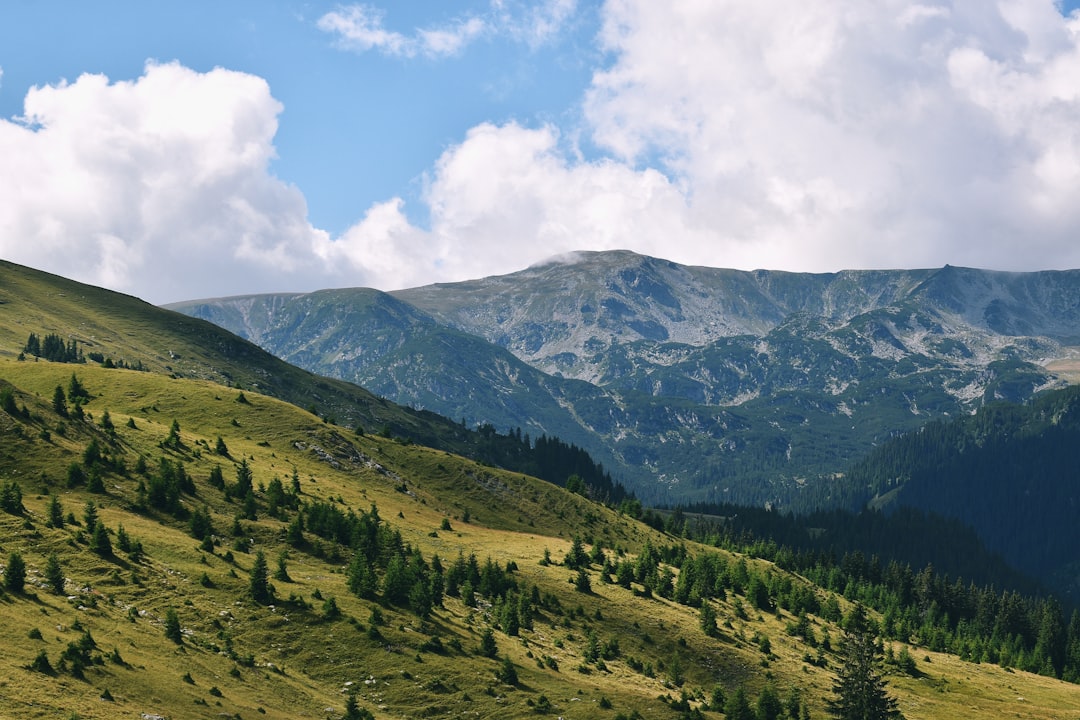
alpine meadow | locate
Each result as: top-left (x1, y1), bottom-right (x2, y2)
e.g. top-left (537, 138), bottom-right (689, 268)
top-left (2, 258), bottom-right (1080, 720)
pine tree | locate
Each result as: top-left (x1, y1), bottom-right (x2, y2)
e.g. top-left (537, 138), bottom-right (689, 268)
top-left (725, 686), bottom-right (755, 720)
top-left (479, 627), bottom-right (498, 658)
top-left (83, 500), bottom-right (99, 532)
top-left (47, 495), bottom-right (64, 528)
top-left (90, 522), bottom-right (112, 557)
top-left (249, 550), bottom-right (272, 604)
top-left (575, 568), bottom-right (592, 593)
top-left (286, 515), bottom-right (305, 548)
top-left (165, 418), bottom-right (181, 447)
top-left (344, 691), bottom-right (373, 720)
top-left (68, 372), bottom-right (88, 401)
top-left (164, 608), bottom-right (183, 643)
top-left (756, 683), bottom-right (784, 720)
top-left (700, 600), bottom-right (719, 637)
top-left (208, 464), bottom-right (225, 490)
top-left (52, 385), bottom-right (68, 417)
top-left (4, 551), bottom-right (26, 592)
top-left (495, 656), bottom-right (518, 685)
top-left (44, 552), bottom-right (65, 595)
top-left (274, 551), bottom-right (291, 582)
top-left (25, 332), bottom-right (41, 357)
top-left (0, 480), bottom-right (24, 514)
top-left (828, 604), bottom-right (902, 720)
top-left (564, 536), bottom-right (589, 569)
top-left (233, 458), bottom-right (253, 499)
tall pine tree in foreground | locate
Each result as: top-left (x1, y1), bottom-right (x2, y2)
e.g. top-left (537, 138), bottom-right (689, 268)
top-left (828, 604), bottom-right (902, 720)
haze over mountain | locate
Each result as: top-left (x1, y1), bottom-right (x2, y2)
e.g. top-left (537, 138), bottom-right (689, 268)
top-left (169, 250), bottom-right (1080, 507)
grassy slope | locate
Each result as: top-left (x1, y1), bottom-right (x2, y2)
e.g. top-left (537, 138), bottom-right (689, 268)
top-left (1, 363), bottom-right (1078, 719)
top-left (0, 259), bottom-right (485, 451)
top-left (0, 260), bottom-right (1077, 719)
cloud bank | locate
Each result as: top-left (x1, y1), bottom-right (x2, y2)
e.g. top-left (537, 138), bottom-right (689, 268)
top-left (4, 2), bottom-right (1080, 304)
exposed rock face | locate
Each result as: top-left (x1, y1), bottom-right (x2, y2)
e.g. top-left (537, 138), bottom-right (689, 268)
top-left (168, 251), bottom-right (1080, 507)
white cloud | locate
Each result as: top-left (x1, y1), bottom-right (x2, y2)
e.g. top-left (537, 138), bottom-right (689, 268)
top-left (318, 1), bottom-right (578, 58)
top-left (0, 62), bottom-right (352, 303)
top-left (496, 0), bottom-right (579, 47)
top-left (317, 5), bottom-right (488, 58)
top-left (576, 0), bottom-right (1080, 272)
top-left (7, 3), bottom-right (1080, 308)
top-left (311, 122), bottom-right (703, 290)
top-left (325, 0), bottom-right (1080, 283)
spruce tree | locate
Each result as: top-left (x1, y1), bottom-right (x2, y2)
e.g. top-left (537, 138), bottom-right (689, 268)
top-left (725, 686), bottom-right (754, 720)
top-left (0, 479), bottom-right (24, 514)
top-left (4, 551), bottom-right (26, 592)
top-left (90, 522), bottom-right (112, 557)
top-left (164, 608), bottom-right (183, 643)
top-left (828, 604), bottom-right (902, 720)
top-left (83, 500), bottom-right (99, 532)
top-left (68, 372), bottom-right (88, 401)
top-left (249, 550), bottom-right (272, 604)
top-left (479, 627), bottom-right (498, 658)
top-left (52, 385), bottom-right (68, 417)
top-left (47, 495), bottom-right (64, 528)
top-left (234, 458), bottom-right (254, 499)
top-left (44, 552), bottom-right (65, 595)
top-left (564, 536), bottom-right (589, 569)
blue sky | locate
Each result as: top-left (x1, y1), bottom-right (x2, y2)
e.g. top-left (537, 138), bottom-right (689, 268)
top-left (4, 1), bottom-right (1080, 303)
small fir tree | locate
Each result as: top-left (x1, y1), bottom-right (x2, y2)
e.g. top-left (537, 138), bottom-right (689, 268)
top-left (496, 656), bottom-right (518, 685)
top-left (274, 551), bottom-right (291, 582)
top-left (4, 551), bottom-right (26, 592)
top-left (725, 686), bottom-right (755, 720)
top-left (47, 495), bottom-right (64, 528)
top-left (52, 385), bottom-right (68, 417)
top-left (249, 550), bottom-right (272, 604)
top-left (83, 499), bottom-right (99, 532)
top-left (828, 604), bottom-right (902, 720)
top-left (44, 553), bottom-right (65, 595)
top-left (164, 608), bottom-right (183, 644)
top-left (90, 522), bottom-right (112, 557)
top-left (479, 627), bottom-right (498, 658)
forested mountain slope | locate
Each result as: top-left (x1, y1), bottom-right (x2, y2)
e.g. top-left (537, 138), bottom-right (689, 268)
top-left (2, 260), bottom-right (1080, 717)
top-left (170, 251), bottom-right (1080, 507)
top-left (845, 384), bottom-right (1080, 600)
top-left (0, 349), bottom-right (1077, 718)
top-left (0, 260), bottom-right (628, 499)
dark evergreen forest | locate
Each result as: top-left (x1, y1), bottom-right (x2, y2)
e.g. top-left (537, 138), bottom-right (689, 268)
top-left (844, 384), bottom-right (1080, 590)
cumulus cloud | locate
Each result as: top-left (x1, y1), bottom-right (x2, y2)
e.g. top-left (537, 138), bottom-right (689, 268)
top-left (0, 62), bottom-right (350, 302)
top-left (310, 121), bottom-right (702, 290)
top-left (321, 0), bottom-right (1080, 287)
top-left (7, 3), bottom-right (1080, 307)
top-left (579, 0), bottom-right (1080, 272)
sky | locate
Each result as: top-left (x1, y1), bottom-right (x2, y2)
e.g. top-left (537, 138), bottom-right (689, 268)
top-left (3, 1), bottom-right (1080, 304)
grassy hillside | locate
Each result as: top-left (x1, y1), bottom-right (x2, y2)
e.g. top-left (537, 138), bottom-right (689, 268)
top-left (1, 260), bottom-right (1079, 719)
top-left (0, 362), bottom-right (1078, 719)
top-left (0, 259), bottom-right (493, 453)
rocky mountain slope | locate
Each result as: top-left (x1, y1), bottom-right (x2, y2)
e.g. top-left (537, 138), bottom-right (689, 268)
top-left (169, 251), bottom-right (1080, 507)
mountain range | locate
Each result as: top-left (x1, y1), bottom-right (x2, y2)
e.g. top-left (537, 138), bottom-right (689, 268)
top-left (169, 250), bottom-right (1080, 508)
top-left (4, 258), bottom-right (1080, 719)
